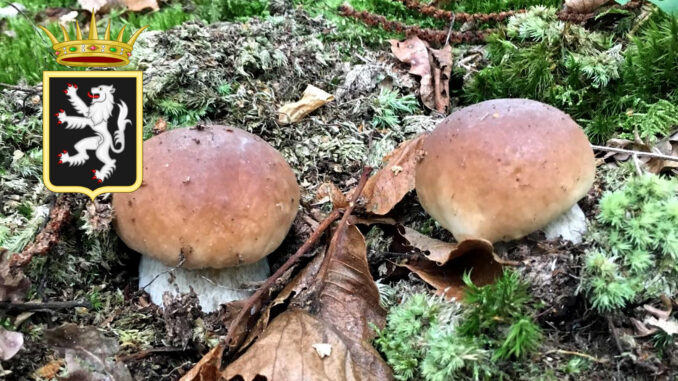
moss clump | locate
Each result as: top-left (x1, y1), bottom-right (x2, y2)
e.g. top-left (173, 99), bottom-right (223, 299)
top-left (581, 174), bottom-right (678, 312)
top-left (375, 270), bottom-right (542, 381)
top-left (464, 7), bottom-right (678, 143)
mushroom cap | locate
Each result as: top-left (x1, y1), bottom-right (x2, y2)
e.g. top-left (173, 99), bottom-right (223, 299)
top-left (113, 126), bottom-right (300, 269)
top-left (415, 99), bottom-right (595, 243)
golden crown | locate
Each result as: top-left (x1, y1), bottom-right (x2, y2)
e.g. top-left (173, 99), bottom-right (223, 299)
top-left (38, 12), bottom-right (148, 68)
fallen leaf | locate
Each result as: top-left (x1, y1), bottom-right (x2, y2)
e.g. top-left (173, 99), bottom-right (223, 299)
top-left (358, 134), bottom-right (427, 215)
top-left (0, 249), bottom-right (30, 303)
top-left (78, 0), bottom-right (159, 13)
top-left (602, 133), bottom-right (678, 174)
top-left (402, 245), bottom-right (502, 301)
top-left (33, 359), bottom-right (65, 379)
top-left (277, 85), bottom-right (335, 124)
top-left (123, 0), bottom-right (159, 11)
top-left (224, 225), bottom-right (392, 380)
top-left (153, 117), bottom-right (167, 135)
top-left (390, 36), bottom-right (452, 112)
top-left (45, 323), bottom-right (132, 381)
top-left (427, 43), bottom-right (452, 113)
top-left (0, 327), bottom-right (23, 361)
top-left (396, 225), bottom-right (493, 265)
top-left (179, 344), bottom-right (223, 381)
top-left (565, 0), bottom-right (610, 13)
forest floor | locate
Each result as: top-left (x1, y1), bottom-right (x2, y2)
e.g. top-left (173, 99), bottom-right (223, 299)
top-left (0, 0), bottom-right (677, 380)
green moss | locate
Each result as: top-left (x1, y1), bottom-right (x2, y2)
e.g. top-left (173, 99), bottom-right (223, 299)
top-left (581, 174), bottom-right (678, 312)
top-left (371, 88), bottom-right (420, 129)
top-left (375, 270), bottom-right (542, 381)
top-left (464, 7), bottom-right (678, 143)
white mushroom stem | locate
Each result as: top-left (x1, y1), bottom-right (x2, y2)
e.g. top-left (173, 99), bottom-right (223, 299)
top-left (139, 256), bottom-right (270, 313)
top-left (543, 203), bottom-right (588, 244)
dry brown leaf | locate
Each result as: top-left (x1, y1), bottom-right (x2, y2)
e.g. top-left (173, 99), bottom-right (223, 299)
top-left (603, 133), bottom-right (678, 174)
top-left (224, 225), bottom-right (392, 380)
top-left (179, 344), bottom-right (223, 381)
top-left (359, 134), bottom-right (427, 215)
top-left (402, 245), bottom-right (502, 301)
top-left (78, 0), bottom-right (158, 13)
top-left (397, 225), bottom-right (493, 265)
top-left (428, 43), bottom-right (452, 113)
top-left (390, 36), bottom-right (452, 112)
top-left (277, 85), bottom-right (335, 124)
top-left (123, 0), bottom-right (159, 11)
top-left (564, 0), bottom-right (610, 13)
top-left (153, 117), bottom-right (167, 135)
top-left (33, 359), bottom-right (66, 379)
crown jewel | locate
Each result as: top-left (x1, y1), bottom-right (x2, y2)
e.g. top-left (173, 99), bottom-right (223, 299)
top-left (39, 12), bottom-right (148, 67)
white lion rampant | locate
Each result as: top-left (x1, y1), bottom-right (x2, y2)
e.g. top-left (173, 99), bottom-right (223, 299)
top-left (56, 83), bottom-right (131, 183)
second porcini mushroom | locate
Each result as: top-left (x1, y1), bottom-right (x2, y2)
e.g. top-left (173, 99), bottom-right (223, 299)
top-left (112, 126), bottom-right (300, 312)
top-left (415, 98), bottom-right (595, 243)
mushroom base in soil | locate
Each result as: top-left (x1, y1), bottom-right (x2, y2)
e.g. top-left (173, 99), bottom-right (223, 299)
top-left (112, 126), bottom-right (300, 313)
top-left (139, 256), bottom-right (270, 313)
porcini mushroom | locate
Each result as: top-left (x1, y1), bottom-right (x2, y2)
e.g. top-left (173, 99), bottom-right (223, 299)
top-left (112, 126), bottom-right (300, 312)
top-left (415, 98), bottom-right (595, 243)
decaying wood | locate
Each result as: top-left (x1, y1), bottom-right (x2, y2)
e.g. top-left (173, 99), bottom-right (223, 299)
top-left (10, 195), bottom-right (72, 269)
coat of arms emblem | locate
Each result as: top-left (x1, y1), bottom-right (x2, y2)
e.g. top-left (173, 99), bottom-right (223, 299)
top-left (40, 13), bottom-right (146, 199)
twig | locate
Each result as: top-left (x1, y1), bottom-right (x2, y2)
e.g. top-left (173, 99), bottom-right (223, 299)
top-left (545, 349), bottom-right (609, 363)
top-left (392, 0), bottom-right (524, 23)
top-left (339, 3), bottom-right (493, 44)
top-left (221, 167), bottom-right (373, 352)
top-left (0, 83), bottom-right (41, 92)
top-left (118, 347), bottom-right (186, 362)
top-left (591, 144), bottom-right (678, 162)
top-left (0, 300), bottom-right (91, 312)
top-left (10, 195), bottom-right (72, 269)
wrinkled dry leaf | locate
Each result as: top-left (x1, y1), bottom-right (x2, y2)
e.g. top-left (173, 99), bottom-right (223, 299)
top-left (45, 323), bottom-right (132, 381)
top-left (428, 43), bottom-right (452, 113)
top-left (565, 0), bottom-right (610, 13)
top-left (359, 134), bottom-right (426, 215)
top-left (224, 225), bottom-right (392, 380)
top-left (0, 327), bottom-right (23, 361)
top-left (603, 134), bottom-right (678, 174)
top-left (277, 85), bottom-right (335, 124)
top-left (397, 225), bottom-right (493, 265)
top-left (179, 344), bottom-right (223, 381)
top-left (0, 250), bottom-right (30, 303)
top-left (402, 245), bottom-right (502, 301)
top-left (78, 0), bottom-right (159, 13)
top-left (390, 36), bottom-right (452, 112)
top-left (225, 309), bottom-right (374, 381)
top-left (33, 359), bottom-right (66, 379)
top-left (153, 117), bottom-right (167, 135)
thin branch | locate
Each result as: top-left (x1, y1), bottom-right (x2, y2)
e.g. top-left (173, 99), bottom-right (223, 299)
top-left (118, 346), bottom-right (187, 362)
top-left (0, 300), bottom-right (91, 312)
top-left (545, 349), bottom-right (609, 363)
top-left (0, 83), bottom-right (41, 92)
top-left (591, 144), bottom-right (678, 162)
top-left (221, 167), bottom-right (373, 353)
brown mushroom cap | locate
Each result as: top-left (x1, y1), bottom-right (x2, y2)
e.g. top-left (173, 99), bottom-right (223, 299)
top-left (415, 99), bottom-right (595, 243)
top-left (113, 126), bottom-right (300, 269)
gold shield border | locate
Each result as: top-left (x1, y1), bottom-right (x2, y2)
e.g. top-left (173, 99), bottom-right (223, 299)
top-left (42, 71), bottom-right (143, 200)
